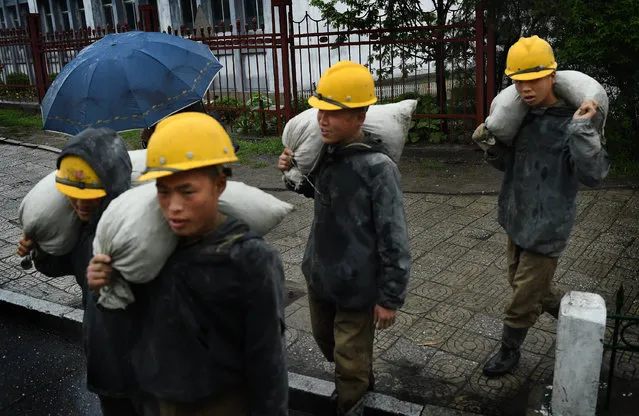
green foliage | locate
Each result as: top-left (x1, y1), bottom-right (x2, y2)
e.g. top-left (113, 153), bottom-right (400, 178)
top-left (233, 93), bottom-right (280, 136)
top-left (554, 0), bottom-right (639, 152)
top-left (0, 109), bottom-right (42, 128)
top-left (48, 72), bottom-right (58, 84)
top-left (212, 96), bottom-right (241, 124)
top-left (5, 72), bottom-right (30, 85)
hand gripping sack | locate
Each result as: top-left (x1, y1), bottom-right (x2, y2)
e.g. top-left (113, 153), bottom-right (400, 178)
top-left (94, 180), bottom-right (294, 309)
top-left (93, 183), bottom-right (176, 309)
top-left (18, 171), bottom-right (81, 256)
top-left (485, 70), bottom-right (609, 146)
top-left (282, 99), bottom-right (417, 189)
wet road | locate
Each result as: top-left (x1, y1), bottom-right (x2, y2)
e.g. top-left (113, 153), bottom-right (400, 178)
top-left (0, 311), bottom-right (100, 415)
top-left (0, 309), bottom-right (314, 416)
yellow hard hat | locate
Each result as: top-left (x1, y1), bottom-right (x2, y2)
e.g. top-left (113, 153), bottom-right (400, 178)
top-left (55, 155), bottom-right (106, 199)
top-left (137, 112), bottom-right (238, 182)
top-left (505, 36), bottom-right (558, 81)
top-left (308, 60), bottom-right (378, 110)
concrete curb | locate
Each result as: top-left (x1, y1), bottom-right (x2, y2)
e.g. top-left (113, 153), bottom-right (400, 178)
top-left (0, 288), bottom-right (482, 416)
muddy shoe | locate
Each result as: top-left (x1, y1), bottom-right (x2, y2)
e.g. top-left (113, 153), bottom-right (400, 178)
top-left (472, 122), bottom-right (497, 151)
top-left (483, 325), bottom-right (529, 377)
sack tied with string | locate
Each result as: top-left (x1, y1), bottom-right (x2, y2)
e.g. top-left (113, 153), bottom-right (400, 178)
top-left (18, 149), bottom-right (147, 256)
top-left (485, 70), bottom-right (609, 146)
top-left (282, 99), bottom-right (417, 189)
top-left (93, 180), bottom-right (295, 309)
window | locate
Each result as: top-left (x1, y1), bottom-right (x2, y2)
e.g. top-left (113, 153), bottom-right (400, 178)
top-left (102, 0), bottom-right (115, 28)
top-left (10, 6), bottom-right (20, 28)
top-left (60, 0), bottom-right (71, 31)
top-left (76, 0), bottom-right (87, 28)
top-left (244, 0), bottom-right (264, 28)
top-left (180, 0), bottom-right (196, 29)
top-left (212, 0), bottom-right (231, 28)
top-left (123, 0), bottom-right (138, 28)
top-left (41, 2), bottom-right (54, 32)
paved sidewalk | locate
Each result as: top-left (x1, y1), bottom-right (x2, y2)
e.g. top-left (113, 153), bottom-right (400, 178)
top-left (1, 141), bottom-right (638, 415)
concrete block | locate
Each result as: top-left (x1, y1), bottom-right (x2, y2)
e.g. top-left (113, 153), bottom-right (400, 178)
top-left (552, 291), bottom-right (606, 416)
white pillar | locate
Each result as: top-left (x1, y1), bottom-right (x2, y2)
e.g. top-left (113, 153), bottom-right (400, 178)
top-left (27, 0), bottom-right (38, 13)
top-left (157, 0), bottom-right (172, 32)
top-left (82, 0), bottom-right (95, 28)
top-left (552, 291), bottom-right (606, 416)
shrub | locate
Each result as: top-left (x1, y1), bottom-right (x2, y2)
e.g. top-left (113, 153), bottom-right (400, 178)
top-left (5, 72), bottom-right (30, 86)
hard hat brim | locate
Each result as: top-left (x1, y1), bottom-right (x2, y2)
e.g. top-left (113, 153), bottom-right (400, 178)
top-left (506, 67), bottom-right (556, 81)
top-left (55, 182), bottom-right (106, 200)
top-left (137, 156), bottom-right (238, 182)
top-left (308, 96), bottom-right (378, 110)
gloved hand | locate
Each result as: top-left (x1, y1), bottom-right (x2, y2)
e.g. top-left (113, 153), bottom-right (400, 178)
top-left (472, 122), bottom-right (497, 151)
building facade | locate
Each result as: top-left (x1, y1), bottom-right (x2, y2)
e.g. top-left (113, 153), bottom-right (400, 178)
top-left (0, 0), bottom-right (267, 33)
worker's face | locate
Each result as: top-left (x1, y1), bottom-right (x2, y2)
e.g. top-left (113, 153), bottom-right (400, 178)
top-left (68, 197), bottom-right (103, 222)
top-left (317, 109), bottom-right (366, 144)
top-left (156, 169), bottom-right (226, 237)
top-left (514, 73), bottom-right (557, 107)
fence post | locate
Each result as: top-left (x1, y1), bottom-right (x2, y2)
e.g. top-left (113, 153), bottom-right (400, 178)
top-left (485, 10), bottom-right (496, 113)
top-left (474, 5), bottom-right (485, 126)
top-left (552, 291), bottom-right (607, 416)
top-left (27, 13), bottom-right (48, 103)
top-left (273, 0), bottom-right (293, 124)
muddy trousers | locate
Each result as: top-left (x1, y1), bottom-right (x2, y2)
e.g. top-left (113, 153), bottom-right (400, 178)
top-left (307, 286), bottom-right (375, 415)
top-left (504, 238), bottom-right (564, 329)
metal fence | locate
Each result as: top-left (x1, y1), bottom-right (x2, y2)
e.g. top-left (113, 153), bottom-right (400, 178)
top-left (0, 4), bottom-right (495, 140)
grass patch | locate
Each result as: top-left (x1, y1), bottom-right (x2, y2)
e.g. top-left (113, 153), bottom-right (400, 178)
top-left (234, 136), bottom-right (282, 156)
top-left (0, 109), bottom-right (42, 129)
top-left (119, 130), bottom-right (143, 150)
top-left (422, 160), bottom-right (446, 169)
top-left (233, 136), bottom-right (282, 166)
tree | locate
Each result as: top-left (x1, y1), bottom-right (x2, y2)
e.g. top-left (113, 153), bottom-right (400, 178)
top-left (308, 0), bottom-right (474, 135)
top-left (554, 0), bottom-right (639, 150)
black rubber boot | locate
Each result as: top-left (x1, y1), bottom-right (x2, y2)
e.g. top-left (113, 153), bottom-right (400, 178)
top-left (482, 325), bottom-right (529, 377)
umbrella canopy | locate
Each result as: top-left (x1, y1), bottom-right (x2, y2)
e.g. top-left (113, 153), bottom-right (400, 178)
top-left (42, 31), bottom-right (222, 135)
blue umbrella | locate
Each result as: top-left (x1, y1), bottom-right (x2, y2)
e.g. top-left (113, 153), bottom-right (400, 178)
top-left (42, 31), bottom-right (222, 135)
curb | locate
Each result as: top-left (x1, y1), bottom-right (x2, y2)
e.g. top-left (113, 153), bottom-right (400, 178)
top-left (0, 288), bottom-right (482, 416)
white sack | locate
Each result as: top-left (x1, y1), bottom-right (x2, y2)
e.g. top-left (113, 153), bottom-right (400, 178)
top-left (282, 100), bottom-right (417, 188)
top-left (94, 180), bottom-right (294, 309)
top-left (485, 70), bottom-right (609, 146)
top-left (128, 149), bottom-right (148, 184)
top-left (219, 181), bottom-right (295, 235)
top-left (18, 171), bottom-right (81, 256)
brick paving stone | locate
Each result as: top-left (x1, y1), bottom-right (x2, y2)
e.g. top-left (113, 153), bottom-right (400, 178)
top-left (422, 350), bottom-right (479, 385)
top-left (411, 280), bottom-right (454, 302)
top-left (404, 318), bottom-right (458, 346)
top-left (463, 313), bottom-right (503, 340)
top-left (521, 328), bottom-right (555, 355)
top-left (465, 368), bottom-right (523, 400)
top-left (440, 329), bottom-right (499, 363)
top-left (445, 234), bottom-right (481, 249)
top-left (380, 336), bottom-right (438, 367)
top-left (401, 294), bottom-right (439, 316)
top-left (424, 303), bottom-right (473, 329)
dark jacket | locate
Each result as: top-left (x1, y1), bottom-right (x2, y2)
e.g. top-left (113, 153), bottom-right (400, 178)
top-left (287, 137), bottom-right (411, 310)
top-left (485, 105), bottom-right (610, 256)
top-left (32, 128), bottom-right (135, 397)
top-left (131, 217), bottom-right (288, 415)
